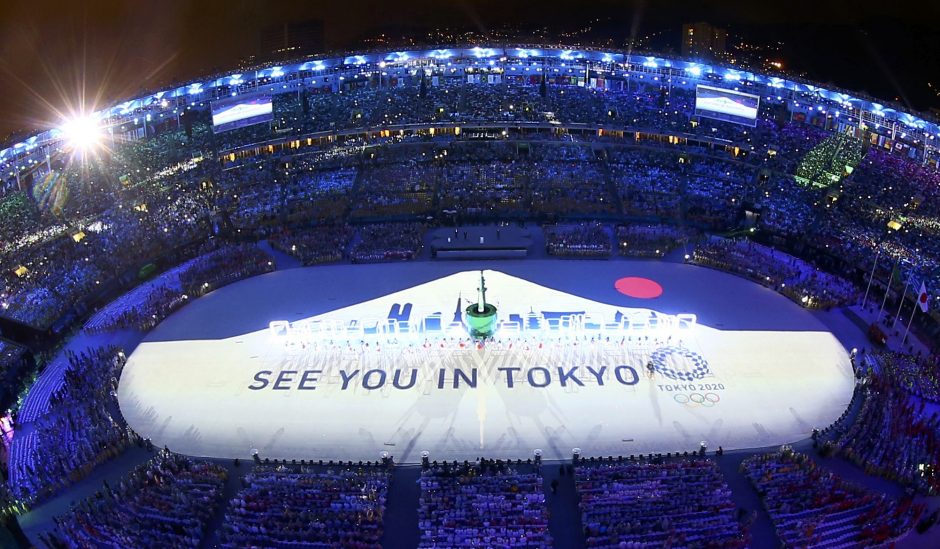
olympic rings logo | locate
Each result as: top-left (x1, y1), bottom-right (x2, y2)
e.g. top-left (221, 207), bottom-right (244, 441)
top-left (650, 346), bottom-right (711, 381)
top-left (673, 392), bottom-right (720, 407)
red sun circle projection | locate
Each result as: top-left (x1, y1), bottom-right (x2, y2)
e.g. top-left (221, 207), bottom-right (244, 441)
top-left (615, 277), bottom-right (663, 299)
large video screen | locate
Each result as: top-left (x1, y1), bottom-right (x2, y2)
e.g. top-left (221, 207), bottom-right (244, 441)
top-left (211, 94), bottom-right (273, 132)
top-left (694, 85), bottom-right (760, 126)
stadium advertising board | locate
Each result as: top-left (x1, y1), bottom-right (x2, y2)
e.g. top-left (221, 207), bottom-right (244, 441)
top-left (211, 94), bottom-right (273, 132)
top-left (695, 85), bottom-right (760, 126)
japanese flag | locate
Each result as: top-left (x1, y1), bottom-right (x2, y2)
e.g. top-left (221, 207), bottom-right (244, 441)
top-left (918, 281), bottom-right (929, 313)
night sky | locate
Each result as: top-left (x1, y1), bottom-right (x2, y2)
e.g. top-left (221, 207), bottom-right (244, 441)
top-left (1, 0), bottom-right (938, 140)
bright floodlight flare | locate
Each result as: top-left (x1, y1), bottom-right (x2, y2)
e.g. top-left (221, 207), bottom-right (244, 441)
top-left (60, 115), bottom-right (102, 152)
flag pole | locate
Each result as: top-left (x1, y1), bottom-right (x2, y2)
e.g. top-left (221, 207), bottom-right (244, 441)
top-left (861, 245), bottom-right (881, 308)
top-left (878, 254), bottom-right (899, 321)
top-left (892, 270), bottom-right (911, 328)
top-left (903, 299), bottom-right (917, 345)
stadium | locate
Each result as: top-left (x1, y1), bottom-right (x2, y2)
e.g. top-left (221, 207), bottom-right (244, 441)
top-left (0, 40), bottom-right (939, 548)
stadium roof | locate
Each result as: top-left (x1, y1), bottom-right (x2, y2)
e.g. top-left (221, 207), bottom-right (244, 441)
top-left (2, 45), bottom-right (938, 170)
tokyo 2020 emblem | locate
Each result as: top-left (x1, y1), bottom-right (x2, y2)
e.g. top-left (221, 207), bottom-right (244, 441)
top-left (650, 346), bottom-right (711, 381)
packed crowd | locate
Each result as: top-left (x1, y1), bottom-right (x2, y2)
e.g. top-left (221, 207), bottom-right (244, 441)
top-left (3, 74), bottom-right (937, 336)
top-left (11, 346), bottom-right (128, 502)
top-left (418, 460), bottom-right (553, 548)
top-left (0, 191), bottom-right (39, 247)
top-left (608, 149), bottom-right (683, 219)
top-left (276, 81), bottom-right (723, 137)
top-left (528, 161), bottom-right (616, 217)
top-left (438, 159), bottom-right (529, 218)
top-left (0, 165), bottom-right (215, 330)
top-left (0, 339), bottom-right (30, 407)
top-left (350, 222), bottom-right (425, 262)
top-left (754, 173), bottom-right (817, 236)
top-left (84, 244), bottom-right (273, 333)
top-left (742, 450), bottom-right (922, 547)
top-left (84, 282), bottom-right (182, 334)
top-left (283, 166), bottom-right (357, 225)
top-left (876, 350), bottom-right (940, 402)
top-left (544, 223), bottom-right (612, 257)
top-left (759, 121), bottom-right (831, 175)
top-left (844, 147), bottom-right (940, 222)
top-left (616, 223), bottom-right (697, 257)
top-left (352, 161), bottom-right (437, 219)
top-left (793, 133), bottom-right (863, 189)
top-left (222, 162), bottom-right (284, 232)
top-left (219, 465), bottom-right (388, 548)
top-left (813, 145), bottom-right (940, 297)
top-left (576, 458), bottom-right (748, 548)
top-left (178, 243), bottom-right (274, 297)
top-left (219, 157), bottom-right (360, 232)
top-left (692, 237), bottom-right (859, 309)
top-left (47, 450), bottom-right (227, 548)
top-left (682, 157), bottom-right (754, 228)
top-left (2, 72), bottom-right (940, 530)
top-left (270, 225), bottom-right (353, 265)
top-left (831, 373), bottom-right (940, 495)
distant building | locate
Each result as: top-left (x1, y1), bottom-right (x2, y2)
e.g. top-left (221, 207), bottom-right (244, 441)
top-left (681, 22), bottom-right (727, 59)
top-left (260, 20), bottom-right (325, 62)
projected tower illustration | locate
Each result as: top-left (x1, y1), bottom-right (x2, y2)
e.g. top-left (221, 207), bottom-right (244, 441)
top-left (465, 270), bottom-right (498, 338)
